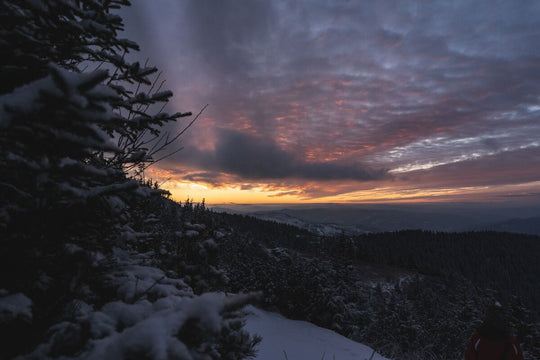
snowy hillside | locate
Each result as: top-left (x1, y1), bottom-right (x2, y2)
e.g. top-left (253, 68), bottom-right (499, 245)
top-left (244, 306), bottom-right (388, 360)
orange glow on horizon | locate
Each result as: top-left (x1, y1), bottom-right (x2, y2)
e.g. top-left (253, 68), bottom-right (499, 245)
top-left (165, 181), bottom-right (302, 204)
top-left (145, 164), bottom-right (540, 205)
top-left (162, 179), bottom-right (540, 206)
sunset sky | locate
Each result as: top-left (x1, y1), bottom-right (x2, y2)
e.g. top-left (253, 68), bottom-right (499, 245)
top-left (120, 0), bottom-right (540, 204)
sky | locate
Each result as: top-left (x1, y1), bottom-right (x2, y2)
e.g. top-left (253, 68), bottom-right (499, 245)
top-left (120, 0), bottom-right (540, 204)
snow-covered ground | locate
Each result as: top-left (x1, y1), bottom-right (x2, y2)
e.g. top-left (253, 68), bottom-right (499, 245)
top-left (244, 305), bottom-right (389, 360)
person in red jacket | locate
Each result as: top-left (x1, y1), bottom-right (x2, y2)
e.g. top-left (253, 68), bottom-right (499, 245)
top-left (465, 303), bottom-right (524, 360)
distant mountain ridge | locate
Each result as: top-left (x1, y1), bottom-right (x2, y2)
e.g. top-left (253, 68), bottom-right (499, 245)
top-left (477, 216), bottom-right (540, 235)
top-left (212, 203), bottom-right (540, 236)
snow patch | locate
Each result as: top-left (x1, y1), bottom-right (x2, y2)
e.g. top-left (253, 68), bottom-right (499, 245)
top-left (244, 305), bottom-right (389, 360)
top-left (0, 293), bottom-right (32, 322)
top-left (184, 222), bottom-right (206, 231)
top-left (185, 230), bottom-right (199, 238)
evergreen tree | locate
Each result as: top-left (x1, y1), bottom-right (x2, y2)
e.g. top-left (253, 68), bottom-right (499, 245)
top-left (1, 0), bottom-right (192, 223)
top-left (0, 2), bottom-right (260, 358)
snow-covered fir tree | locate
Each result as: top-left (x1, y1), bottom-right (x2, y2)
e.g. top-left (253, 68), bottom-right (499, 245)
top-left (0, 1), bottom-right (259, 358)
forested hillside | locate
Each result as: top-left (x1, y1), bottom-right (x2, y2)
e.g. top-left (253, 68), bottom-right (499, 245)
top-left (209, 211), bottom-right (540, 359)
top-left (349, 231), bottom-right (540, 314)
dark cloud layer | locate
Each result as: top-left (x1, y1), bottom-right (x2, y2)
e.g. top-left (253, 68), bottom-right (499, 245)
top-left (121, 0), bottom-right (540, 199)
top-left (181, 129), bottom-right (387, 181)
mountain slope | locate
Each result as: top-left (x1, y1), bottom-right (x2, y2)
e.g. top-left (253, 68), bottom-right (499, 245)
top-left (244, 305), bottom-right (388, 360)
top-left (211, 211), bottom-right (540, 359)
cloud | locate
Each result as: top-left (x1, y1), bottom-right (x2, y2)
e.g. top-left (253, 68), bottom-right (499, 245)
top-left (182, 0), bottom-right (276, 75)
top-left (181, 171), bottom-right (227, 187)
top-left (176, 128), bottom-right (388, 181)
top-left (121, 0), bottom-right (540, 200)
top-left (394, 146), bottom-right (540, 189)
top-left (269, 190), bottom-right (301, 198)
